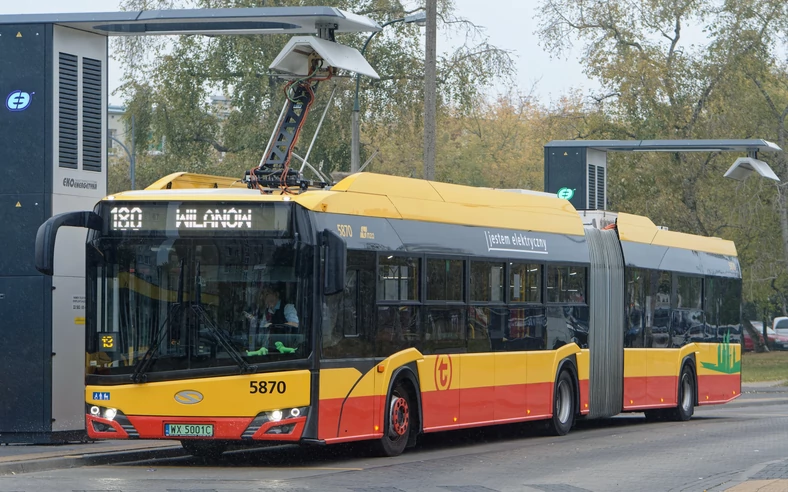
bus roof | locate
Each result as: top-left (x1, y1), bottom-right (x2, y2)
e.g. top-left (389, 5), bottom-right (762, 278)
top-left (616, 212), bottom-right (736, 257)
top-left (108, 172), bottom-right (585, 236)
top-left (106, 171), bottom-right (737, 255)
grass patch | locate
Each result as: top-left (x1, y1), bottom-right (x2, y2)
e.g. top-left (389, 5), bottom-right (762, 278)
top-left (742, 350), bottom-right (788, 383)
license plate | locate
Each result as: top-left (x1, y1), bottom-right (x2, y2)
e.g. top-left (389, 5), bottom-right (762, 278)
top-left (164, 423), bottom-right (214, 437)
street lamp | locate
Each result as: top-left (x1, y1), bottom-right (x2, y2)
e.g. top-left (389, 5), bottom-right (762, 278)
top-left (351, 11), bottom-right (427, 173)
top-left (108, 133), bottom-right (136, 190)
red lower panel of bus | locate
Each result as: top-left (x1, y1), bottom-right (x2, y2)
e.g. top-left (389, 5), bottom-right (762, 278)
top-left (622, 376), bottom-right (678, 410)
top-left (623, 373), bottom-right (740, 410)
top-left (697, 373), bottom-right (740, 405)
top-left (317, 380), bottom-right (592, 441)
top-left (419, 382), bottom-right (556, 431)
top-left (579, 378), bottom-right (590, 414)
top-left (319, 395), bottom-right (381, 442)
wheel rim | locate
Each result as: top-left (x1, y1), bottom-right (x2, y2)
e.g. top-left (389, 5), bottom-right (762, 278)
top-left (681, 374), bottom-right (692, 413)
top-left (556, 380), bottom-right (571, 424)
top-left (388, 394), bottom-right (409, 439)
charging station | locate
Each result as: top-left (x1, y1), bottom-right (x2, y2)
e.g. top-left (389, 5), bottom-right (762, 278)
top-left (543, 139), bottom-right (782, 211)
top-left (0, 7), bottom-right (379, 443)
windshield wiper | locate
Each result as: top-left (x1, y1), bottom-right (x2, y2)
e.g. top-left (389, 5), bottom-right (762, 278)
top-left (191, 304), bottom-right (254, 373)
top-left (192, 261), bottom-right (254, 373)
top-left (130, 258), bottom-right (186, 383)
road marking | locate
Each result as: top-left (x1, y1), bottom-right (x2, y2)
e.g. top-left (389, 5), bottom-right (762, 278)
top-left (725, 479), bottom-right (788, 491)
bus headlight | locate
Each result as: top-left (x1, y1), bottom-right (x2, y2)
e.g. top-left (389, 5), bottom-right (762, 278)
top-left (86, 404), bottom-right (120, 421)
top-left (261, 407), bottom-right (307, 423)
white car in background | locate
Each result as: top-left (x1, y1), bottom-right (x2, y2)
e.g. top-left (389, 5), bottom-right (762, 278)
top-left (769, 317), bottom-right (788, 350)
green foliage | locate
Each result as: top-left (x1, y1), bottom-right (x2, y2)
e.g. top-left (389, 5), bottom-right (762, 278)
top-left (536, 0), bottom-right (788, 312)
top-left (114, 0), bottom-right (515, 189)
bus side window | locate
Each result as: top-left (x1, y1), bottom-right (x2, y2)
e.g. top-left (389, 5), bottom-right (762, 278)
top-left (375, 255), bottom-right (422, 356)
top-left (424, 257), bottom-right (466, 354)
top-left (322, 251), bottom-right (375, 359)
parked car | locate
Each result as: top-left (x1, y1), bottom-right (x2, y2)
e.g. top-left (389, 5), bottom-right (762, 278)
top-left (743, 321), bottom-right (765, 351)
top-left (770, 317), bottom-right (788, 350)
top-left (744, 320), bottom-right (788, 351)
top-left (773, 316), bottom-right (788, 335)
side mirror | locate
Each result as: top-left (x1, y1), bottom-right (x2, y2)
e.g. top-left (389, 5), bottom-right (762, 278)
top-left (322, 229), bottom-right (347, 296)
top-left (35, 211), bottom-right (103, 276)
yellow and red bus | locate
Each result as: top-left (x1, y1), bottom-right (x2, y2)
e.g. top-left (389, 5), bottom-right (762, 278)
top-left (35, 171), bottom-right (741, 458)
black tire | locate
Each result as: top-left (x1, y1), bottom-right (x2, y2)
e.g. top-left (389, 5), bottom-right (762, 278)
top-left (373, 381), bottom-right (412, 457)
top-left (669, 364), bottom-right (695, 421)
top-left (548, 370), bottom-right (575, 436)
top-left (181, 440), bottom-right (228, 459)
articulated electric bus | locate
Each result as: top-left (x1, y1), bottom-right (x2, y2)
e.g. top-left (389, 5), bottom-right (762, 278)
top-left (35, 171), bottom-right (742, 458)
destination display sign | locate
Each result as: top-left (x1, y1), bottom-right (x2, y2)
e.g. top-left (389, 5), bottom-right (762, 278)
top-left (102, 202), bottom-right (291, 235)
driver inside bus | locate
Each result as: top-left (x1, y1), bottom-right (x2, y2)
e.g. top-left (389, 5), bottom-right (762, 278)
top-left (244, 283), bottom-right (299, 356)
top-left (257, 283), bottom-right (299, 328)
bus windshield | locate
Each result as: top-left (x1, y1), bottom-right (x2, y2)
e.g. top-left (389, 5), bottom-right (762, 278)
top-left (86, 235), bottom-right (313, 378)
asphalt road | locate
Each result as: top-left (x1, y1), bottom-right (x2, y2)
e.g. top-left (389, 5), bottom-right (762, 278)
top-left (2, 389), bottom-right (788, 492)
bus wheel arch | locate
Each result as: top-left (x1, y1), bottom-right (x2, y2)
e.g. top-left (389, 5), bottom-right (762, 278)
top-left (556, 356), bottom-right (580, 416)
top-left (672, 357), bottom-right (696, 421)
top-left (682, 354), bottom-right (699, 407)
top-left (549, 358), bottom-right (578, 436)
top-left (376, 365), bottom-right (422, 456)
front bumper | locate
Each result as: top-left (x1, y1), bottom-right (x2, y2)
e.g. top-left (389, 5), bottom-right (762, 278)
top-left (85, 405), bottom-right (308, 442)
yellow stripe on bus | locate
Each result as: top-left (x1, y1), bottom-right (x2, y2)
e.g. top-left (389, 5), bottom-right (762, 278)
top-left (86, 370), bottom-right (311, 417)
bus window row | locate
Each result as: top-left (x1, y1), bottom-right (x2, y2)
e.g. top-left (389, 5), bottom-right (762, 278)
top-left (376, 254), bottom-right (586, 305)
top-left (322, 251), bottom-right (589, 358)
top-left (625, 268), bottom-right (742, 348)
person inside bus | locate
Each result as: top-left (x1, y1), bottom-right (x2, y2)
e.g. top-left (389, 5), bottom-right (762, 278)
top-left (248, 282), bottom-right (299, 328)
top-left (244, 283), bottom-right (299, 356)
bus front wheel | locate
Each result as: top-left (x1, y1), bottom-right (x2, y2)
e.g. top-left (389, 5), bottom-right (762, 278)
top-left (548, 370), bottom-right (575, 436)
top-left (373, 381), bottom-right (412, 457)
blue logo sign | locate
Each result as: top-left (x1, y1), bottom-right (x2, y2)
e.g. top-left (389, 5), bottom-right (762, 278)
top-left (6, 90), bottom-right (34, 112)
top-left (92, 391), bottom-right (111, 401)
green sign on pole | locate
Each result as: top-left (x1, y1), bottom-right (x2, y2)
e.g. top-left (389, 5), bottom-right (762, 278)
top-left (557, 187), bottom-right (574, 200)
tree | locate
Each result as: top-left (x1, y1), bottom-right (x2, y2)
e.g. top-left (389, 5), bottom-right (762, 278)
top-left (365, 89), bottom-right (610, 189)
top-left (113, 0), bottom-right (514, 189)
top-left (536, 0), bottom-right (788, 311)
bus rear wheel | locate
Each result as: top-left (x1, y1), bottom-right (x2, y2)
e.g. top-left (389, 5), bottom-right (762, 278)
top-left (669, 365), bottom-right (695, 422)
top-left (373, 381), bottom-right (412, 457)
top-left (181, 440), bottom-right (227, 459)
top-left (548, 370), bottom-right (575, 436)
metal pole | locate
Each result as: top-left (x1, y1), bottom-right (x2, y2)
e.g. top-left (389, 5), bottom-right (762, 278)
top-left (302, 85), bottom-right (337, 173)
top-left (358, 149), bottom-right (379, 172)
top-left (108, 134), bottom-right (135, 190)
top-left (352, 19), bottom-right (401, 173)
top-left (351, 109), bottom-right (360, 173)
top-left (292, 153), bottom-right (330, 183)
top-left (423, 0), bottom-right (437, 181)
top-left (131, 115), bottom-right (136, 190)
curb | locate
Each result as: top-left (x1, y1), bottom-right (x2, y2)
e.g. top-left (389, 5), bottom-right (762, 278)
top-left (0, 445), bottom-right (186, 476)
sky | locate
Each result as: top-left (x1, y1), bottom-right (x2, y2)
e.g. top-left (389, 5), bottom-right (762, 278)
top-left (0, 0), bottom-right (599, 105)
